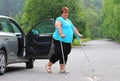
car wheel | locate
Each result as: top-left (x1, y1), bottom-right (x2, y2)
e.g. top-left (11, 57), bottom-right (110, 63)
top-left (0, 50), bottom-right (6, 75)
top-left (26, 59), bottom-right (34, 69)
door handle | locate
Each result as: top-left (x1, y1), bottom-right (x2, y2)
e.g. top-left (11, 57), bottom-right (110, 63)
top-left (5, 39), bottom-right (8, 40)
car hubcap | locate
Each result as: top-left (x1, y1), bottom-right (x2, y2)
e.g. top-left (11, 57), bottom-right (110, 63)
top-left (0, 52), bottom-right (5, 73)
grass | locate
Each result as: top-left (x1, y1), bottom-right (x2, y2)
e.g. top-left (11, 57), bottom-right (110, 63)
top-left (72, 38), bottom-right (91, 46)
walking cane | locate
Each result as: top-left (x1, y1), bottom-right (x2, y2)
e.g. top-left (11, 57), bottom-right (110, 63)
top-left (75, 34), bottom-right (94, 71)
top-left (60, 37), bottom-right (70, 74)
top-left (75, 34), bottom-right (97, 80)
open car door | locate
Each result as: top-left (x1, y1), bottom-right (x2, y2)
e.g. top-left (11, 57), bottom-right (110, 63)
top-left (25, 19), bottom-right (55, 59)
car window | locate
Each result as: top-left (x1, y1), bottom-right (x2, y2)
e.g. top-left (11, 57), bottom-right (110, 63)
top-left (0, 18), bottom-right (14, 33)
top-left (32, 20), bottom-right (54, 35)
top-left (10, 21), bottom-right (21, 33)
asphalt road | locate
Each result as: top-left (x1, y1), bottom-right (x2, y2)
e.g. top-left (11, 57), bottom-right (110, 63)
top-left (0, 39), bottom-right (120, 81)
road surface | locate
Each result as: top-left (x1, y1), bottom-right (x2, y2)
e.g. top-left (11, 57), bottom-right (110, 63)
top-left (0, 39), bottom-right (120, 81)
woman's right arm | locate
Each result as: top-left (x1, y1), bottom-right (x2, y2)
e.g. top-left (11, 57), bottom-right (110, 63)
top-left (55, 21), bottom-right (65, 38)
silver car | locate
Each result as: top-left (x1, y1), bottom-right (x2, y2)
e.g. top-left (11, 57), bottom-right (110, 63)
top-left (0, 15), bottom-right (54, 75)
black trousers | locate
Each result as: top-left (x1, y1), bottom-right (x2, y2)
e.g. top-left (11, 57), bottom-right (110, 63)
top-left (49, 39), bottom-right (71, 64)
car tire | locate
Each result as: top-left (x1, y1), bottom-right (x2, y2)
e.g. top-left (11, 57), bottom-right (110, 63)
top-left (26, 59), bottom-right (34, 69)
top-left (0, 50), bottom-right (6, 75)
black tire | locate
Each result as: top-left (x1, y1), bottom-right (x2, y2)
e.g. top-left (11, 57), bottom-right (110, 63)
top-left (26, 59), bottom-right (34, 69)
top-left (0, 50), bottom-right (6, 75)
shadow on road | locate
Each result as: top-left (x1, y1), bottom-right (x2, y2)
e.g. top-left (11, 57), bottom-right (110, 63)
top-left (5, 66), bottom-right (26, 74)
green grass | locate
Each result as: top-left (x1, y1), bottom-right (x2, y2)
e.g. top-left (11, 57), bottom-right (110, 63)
top-left (72, 38), bottom-right (91, 46)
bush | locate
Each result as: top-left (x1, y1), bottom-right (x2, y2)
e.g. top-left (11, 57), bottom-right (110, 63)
top-left (72, 38), bottom-right (91, 46)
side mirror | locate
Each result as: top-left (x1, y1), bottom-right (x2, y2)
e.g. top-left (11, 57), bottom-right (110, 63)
top-left (0, 23), bottom-right (3, 31)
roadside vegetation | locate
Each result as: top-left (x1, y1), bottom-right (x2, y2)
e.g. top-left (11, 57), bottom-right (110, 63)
top-left (0, 0), bottom-right (120, 44)
top-left (72, 38), bottom-right (91, 46)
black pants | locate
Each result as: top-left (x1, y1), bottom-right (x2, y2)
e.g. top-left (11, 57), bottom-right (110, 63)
top-left (49, 39), bottom-right (71, 64)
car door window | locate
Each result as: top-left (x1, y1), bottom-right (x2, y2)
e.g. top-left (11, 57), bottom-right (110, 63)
top-left (32, 20), bottom-right (54, 35)
top-left (8, 19), bottom-right (23, 39)
top-left (10, 21), bottom-right (21, 33)
top-left (0, 18), bottom-right (14, 33)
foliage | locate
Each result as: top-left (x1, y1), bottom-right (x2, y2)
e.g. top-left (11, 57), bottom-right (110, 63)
top-left (101, 0), bottom-right (120, 41)
top-left (83, 0), bottom-right (102, 39)
top-left (20, 0), bottom-right (86, 34)
top-left (0, 0), bottom-right (104, 40)
top-left (72, 38), bottom-right (91, 46)
top-left (0, 0), bottom-right (25, 16)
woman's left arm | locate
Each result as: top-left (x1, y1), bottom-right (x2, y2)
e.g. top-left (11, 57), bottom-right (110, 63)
top-left (73, 27), bottom-right (83, 37)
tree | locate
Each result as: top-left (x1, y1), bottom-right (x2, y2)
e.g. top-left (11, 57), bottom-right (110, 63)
top-left (101, 0), bottom-right (120, 41)
top-left (0, 0), bottom-right (25, 16)
top-left (20, 0), bottom-right (86, 34)
top-left (83, 0), bottom-right (102, 38)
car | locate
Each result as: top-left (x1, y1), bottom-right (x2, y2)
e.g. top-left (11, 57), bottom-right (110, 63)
top-left (0, 15), bottom-right (55, 75)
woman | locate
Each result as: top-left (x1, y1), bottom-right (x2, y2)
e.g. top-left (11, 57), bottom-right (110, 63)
top-left (46, 7), bottom-right (82, 73)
